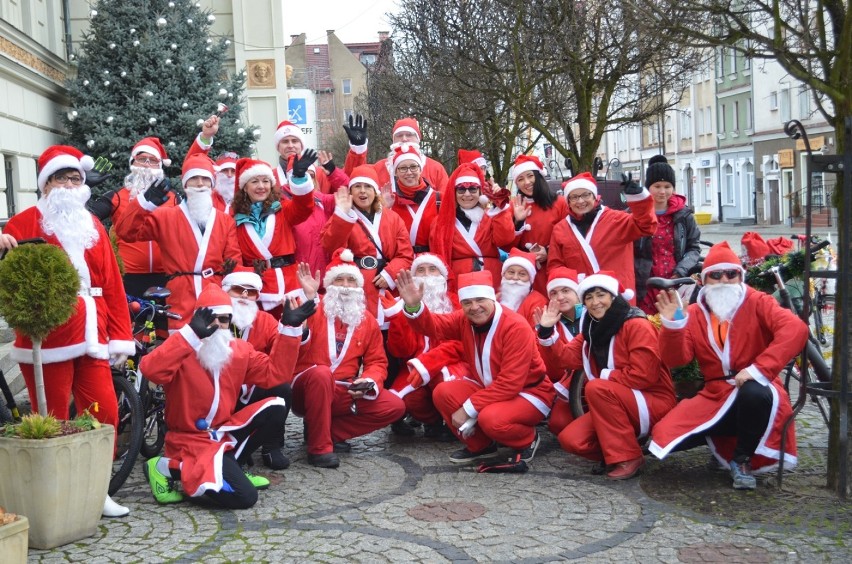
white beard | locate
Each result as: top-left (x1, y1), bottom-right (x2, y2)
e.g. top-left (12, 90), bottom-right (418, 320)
top-left (185, 187), bottom-right (213, 228)
top-left (124, 166), bottom-right (164, 200)
top-left (323, 286), bottom-right (367, 327)
top-left (231, 298), bottom-right (259, 331)
top-left (214, 172), bottom-right (235, 204)
top-left (703, 283), bottom-right (745, 322)
top-left (197, 328), bottom-right (234, 373)
top-left (39, 185), bottom-right (99, 257)
top-left (414, 275), bottom-right (453, 314)
top-left (461, 206), bottom-right (485, 225)
top-left (499, 279), bottom-right (531, 311)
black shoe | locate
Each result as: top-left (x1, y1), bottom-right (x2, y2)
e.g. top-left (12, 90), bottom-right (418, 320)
top-left (307, 452), bottom-right (340, 468)
top-left (391, 417), bottom-right (417, 437)
top-left (261, 447), bottom-right (290, 470)
top-left (449, 442), bottom-right (498, 465)
top-left (517, 431), bottom-right (540, 463)
top-left (590, 461), bottom-right (607, 475)
top-left (423, 422), bottom-right (456, 442)
top-left (333, 441), bottom-right (352, 453)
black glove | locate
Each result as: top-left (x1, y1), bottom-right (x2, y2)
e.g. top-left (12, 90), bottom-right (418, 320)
top-left (291, 149), bottom-right (318, 179)
top-left (343, 114), bottom-right (368, 146)
top-left (621, 172), bottom-right (642, 195)
top-left (252, 259), bottom-right (268, 275)
top-left (85, 169), bottom-right (113, 189)
top-left (221, 258), bottom-right (237, 275)
top-left (281, 298), bottom-right (317, 327)
top-left (188, 307), bottom-right (218, 339)
top-left (321, 159), bottom-right (336, 175)
top-left (86, 190), bottom-right (116, 221)
top-left (143, 178), bottom-right (171, 206)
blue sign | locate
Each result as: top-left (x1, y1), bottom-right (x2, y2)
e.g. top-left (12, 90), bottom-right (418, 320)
top-left (288, 99), bottom-right (306, 124)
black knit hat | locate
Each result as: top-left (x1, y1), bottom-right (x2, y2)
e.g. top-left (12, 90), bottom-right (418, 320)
top-left (645, 154), bottom-right (676, 189)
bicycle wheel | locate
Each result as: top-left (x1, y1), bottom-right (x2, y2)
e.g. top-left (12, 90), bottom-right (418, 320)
top-left (110, 372), bottom-right (144, 495)
top-left (782, 355), bottom-right (830, 427)
top-left (569, 370), bottom-right (588, 419)
top-left (139, 377), bottom-right (166, 458)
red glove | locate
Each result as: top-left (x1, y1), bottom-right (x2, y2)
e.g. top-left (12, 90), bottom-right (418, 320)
top-left (481, 181), bottom-right (509, 208)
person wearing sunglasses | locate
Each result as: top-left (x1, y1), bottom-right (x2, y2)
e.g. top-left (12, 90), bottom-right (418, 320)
top-left (429, 163), bottom-right (514, 291)
top-left (650, 241), bottom-right (809, 490)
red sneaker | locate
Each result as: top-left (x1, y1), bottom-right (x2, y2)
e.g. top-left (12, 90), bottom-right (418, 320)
top-left (606, 456), bottom-right (645, 480)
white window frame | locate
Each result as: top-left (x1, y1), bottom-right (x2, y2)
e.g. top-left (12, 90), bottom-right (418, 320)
top-left (342, 78), bottom-right (352, 95)
top-left (798, 86), bottom-right (811, 119)
top-left (732, 101), bottom-right (739, 131)
top-left (769, 91), bottom-right (778, 110)
top-left (723, 163), bottom-right (735, 204)
top-left (780, 88), bottom-right (791, 122)
top-left (743, 162), bottom-right (754, 216)
top-left (719, 104), bottom-right (726, 133)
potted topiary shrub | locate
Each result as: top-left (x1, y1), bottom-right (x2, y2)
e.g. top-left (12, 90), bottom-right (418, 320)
top-left (646, 314), bottom-right (704, 400)
top-left (0, 243), bottom-right (114, 549)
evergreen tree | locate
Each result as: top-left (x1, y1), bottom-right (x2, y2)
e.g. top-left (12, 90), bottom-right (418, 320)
top-left (63, 0), bottom-right (258, 192)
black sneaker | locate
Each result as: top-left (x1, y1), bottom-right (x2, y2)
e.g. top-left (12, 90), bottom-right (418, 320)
top-left (449, 442), bottom-right (498, 465)
top-left (307, 452), bottom-right (340, 469)
top-left (423, 422), bottom-right (456, 442)
top-left (391, 417), bottom-right (417, 437)
top-left (261, 447), bottom-right (290, 470)
top-left (333, 441), bottom-right (352, 453)
top-left (518, 431), bottom-right (540, 463)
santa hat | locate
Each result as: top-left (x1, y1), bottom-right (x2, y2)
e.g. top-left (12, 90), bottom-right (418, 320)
top-left (564, 172), bottom-right (598, 196)
top-left (222, 271), bottom-right (263, 291)
top-left (36, 145), bottom-right (94, 191)
top-left (391, 143), bottom-right (425, 171)
top-left (411, 253), bottom-right (449, 278)
top-left (458, 271), bottom-right (496, 302)
top-left (323, 248), bottom-right (364, 288)
top-left (195, 283), bottom-right (233, 315)
top-left (701, 241), bottom-right (744, 281)
top-left (512, 154), bottom-right (544, 179)
top-left (130, 137), bottom-right (171, 167)
top-left (577, 271), bottom-right (634, 302)
top-left (458, 148), bottom-right (487, 168)
top-left (393, 117), bottom-right (421, 141)
top-left (349, 165), bottom-right (380, 191)
top-left (235, 157), bottom-right (274, 190)
top-left (645, 154), bottom-right (676, 188)
top-left (546, 267), bottom-right (580, 295)
top-left (501, 248), bottom-right (538, 282)
top-left (273, 120), bottom-right (305, 148)
top-left (740, 231), bottom-right (770, 265)
top-left (181, 154), bottom-right (216, 186)
top-left (214, 152), bottom-right (238, 172)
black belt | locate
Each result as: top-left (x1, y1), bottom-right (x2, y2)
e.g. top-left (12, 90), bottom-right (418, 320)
top-left (413, 245), bottom-right (430, 253)
top-left (167, 268), bottom-right (222, 280)
top-left (352, 256), bottom-right (387, 270)
top-left (266, 254), bottom-right (295, 268)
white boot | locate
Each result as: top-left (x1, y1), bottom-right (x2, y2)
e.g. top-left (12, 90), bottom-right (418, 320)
top-left (103, 495), bottom-right (130, 518)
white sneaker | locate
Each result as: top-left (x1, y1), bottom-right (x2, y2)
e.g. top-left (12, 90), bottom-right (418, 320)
top-left (103, 495), bottom-right (130, 518)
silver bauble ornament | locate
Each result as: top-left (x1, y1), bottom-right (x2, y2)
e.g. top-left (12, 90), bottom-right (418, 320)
top-left (145, 91), bottom-right (154, 97)
top-left (133, 40), bottom-right (140, 47)
top-left (106, 116), bottom-right (114, 123)
top-left (103, 80), bottom-right (110, 86)
top-left (182, 102), bottom-right (189, 109)
top-left (87, 140), bottom-right (95, 148)
top-left (156, 17), bottom-right (167, 27)
top-left (218, 88), bottom-right (227, 97)
top-left (165, 58), bottom-right (172, 65)
top-left (207, 15), bottom-right (216, 22)
top-left (109, 43), bottom-right (116, 49)
top-left (188, 66), bottom-right (195, 72)
top-left (82, 79), bottom-right (89, 86)
top-left (171, 43), bottom-right (177, 50)
top-left (90, 10), bottom-right (97, 18)
top-left (148, 117), bottom-right (157, 125)
top-left (237, 128), bottom-right (246, 135)
top-left (252, 129), bottom-right (262, 139)
top-left (186, 18), bottom-right (193, 24)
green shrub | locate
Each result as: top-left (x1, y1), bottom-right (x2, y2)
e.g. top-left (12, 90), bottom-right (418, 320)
top-left (8, 413), bottom-right (62, 439)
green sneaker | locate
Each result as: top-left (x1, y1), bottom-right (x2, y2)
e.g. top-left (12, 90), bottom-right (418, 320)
top-left (244, 469), bottom-right (270, 490)
top-left (144, 457), bottom-right (183, 504)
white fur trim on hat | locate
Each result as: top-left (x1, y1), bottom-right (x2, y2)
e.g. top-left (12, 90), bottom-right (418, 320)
top-left (454, 175), bottom-right (481, 186)
top-left (323, 264), bottom-right (364, 288)
top-left (182, 168), bottom-right (215, 186)
top-left (37, 154), bottom-right (94, 191)
top-left (701, 262), bottom-right (745, 281)
top-left (216, 162), bottom-right (237, 171)
top-left (502, 256), bottom-right (537, 282)
top-left (547, 278), bottom-right (579, 295)
top-left (512, 160), bottom-right (543, 178)
top-left (222, 272), bottom-right (263, 291)
top-left (564, 177), bottom-right (598, 195)
top-left (472, 157), bottom-right (487, 168)
top-left (239, 163), bottom-right (275, 189)
top-left (577, 273), bottom-right (634, 302)
top-left (394, 125), bottom-right (419, 139)
top-left (273, 123), bottom-right (304, 148)
top-left (131, 144), bottom-right (169, 166)
top-left (458, 284), bottom-right (496, 302)
top-left (207, 304), bottom-right (233, 315)
top-left (411, 255), bottom-right (448, 278)
top-left (349, 176), bottom-right (379, 191)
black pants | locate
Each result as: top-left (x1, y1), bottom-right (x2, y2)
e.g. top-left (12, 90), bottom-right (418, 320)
top-left (672, 380), bottom-right (773, 462)
top-left (381, 329), bottom-right (402, 390)
top-left (235, 383), bottom-right (291, 451)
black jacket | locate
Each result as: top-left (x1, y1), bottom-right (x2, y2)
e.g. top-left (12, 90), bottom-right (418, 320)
top-left (634, 205), bottom-right (701, 301)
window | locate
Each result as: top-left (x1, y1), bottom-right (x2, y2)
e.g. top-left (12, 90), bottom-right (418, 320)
top-left (717, 48), bottom-right (726, 78)
top-left (719, 104), bottom-right (726, 133)
top-left (696, 107), bottom-right (705, 134)
top-left (798, 86), bottom-right (811, 118)
top-left (732, 101), bottom-right (739, 131)
top-left (3, 158), bottom-right (16, 218)
top-left (702, 170), bottom-right (712, 204)
top-left (705, 106), bottom-right (712, 132)
top-left (745, 99), bottom-right (753, 129)
top-left (780, 88), bottom-right (791, 121)
top-left (769, 91), bottom-right (778, 110)
top-left (724, 163), bottom-right (735, 204)
top-left (343, 108), bottom-right (354, 121)
top-left (743, 162), bottom-right (755, 216)
top-left (360, 54), bottom-right (377, 66)
top-left (729, 49), bottom-right (737, 74)
top-left (680, 111), bottom-right (692, 139)
top-left (342, 78), bottom-right (352, 95)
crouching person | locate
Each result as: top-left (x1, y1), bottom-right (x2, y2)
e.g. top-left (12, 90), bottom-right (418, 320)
top-left (140, 284), bottom-right (315, 509)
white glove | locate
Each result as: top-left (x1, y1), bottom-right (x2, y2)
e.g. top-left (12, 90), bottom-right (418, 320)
top-left (458, 417), bottom-right (478, 439)
top-left (110, 354), bottom-right (128, 370)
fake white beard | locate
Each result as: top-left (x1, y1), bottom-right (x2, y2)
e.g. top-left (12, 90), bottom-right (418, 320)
top-left (414, 275), bottom-right (453, 314)
top-left (185, 187), bottom-right (213, 228)
top-left (214, 172), bottom-right (236, 203)
top-left (40, 185), bottom-right (99, 253)
top-left (231, 298), bottom-right (259, 331)
top-left (124, 166), bottom-right (164, 200)
top-left (197, 328), bottom-right (234, 373)
top-left (703, 282), bottom-right (745, 322)
top-left (323, 285), bottom-right (367, 327)
top-left (460, 206), bottom-right (485, 225)
top-left (499, 279), bottom-right (532, 311)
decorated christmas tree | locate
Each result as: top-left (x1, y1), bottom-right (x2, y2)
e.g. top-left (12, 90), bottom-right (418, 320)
top-left (62, 0), bottom-right (258, 192)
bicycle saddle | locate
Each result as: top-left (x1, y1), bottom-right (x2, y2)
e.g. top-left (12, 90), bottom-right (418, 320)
top-left (646, 277), bottom-right (696, 290)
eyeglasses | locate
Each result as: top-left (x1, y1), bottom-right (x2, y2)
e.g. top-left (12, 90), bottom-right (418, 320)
top-left (567, 192), bottom-right (595, 203)
top-left (396, 165), bottom-right (421, 174)
top-left (52, 173), bottom-right (84, 186)
top-left (229, 285), bottom-right (259, 298)
top-left (455, 185), bottom-right (480, 194)
top-left (707, 269), bottom-right (741, 281)
top-left (215, 314), bottom-right (233, 324)
top-left (133, 155), bottom-right (161, 166)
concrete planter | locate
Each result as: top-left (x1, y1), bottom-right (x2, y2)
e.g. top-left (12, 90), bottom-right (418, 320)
top-left (0, 515), bottom-right (29, 564)
top-left (0, 424), bottom-right (113, 549)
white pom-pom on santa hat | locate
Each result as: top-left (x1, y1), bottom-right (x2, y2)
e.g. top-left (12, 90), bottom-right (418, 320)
top-left (577, 271), bottom-right (634, 302)
top-left (340, 248), bottom-right (354, 263)
top-left (478, 194), bottom-right (490, 205)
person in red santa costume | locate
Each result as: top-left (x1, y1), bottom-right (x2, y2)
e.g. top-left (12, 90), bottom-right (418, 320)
top-left (396, 269), bottom-right (555, 471)
top-left (498, 248), bottom-right (548, 328)
top-left (0, 145), bottom-right (137, 518)
top-left (535, 271), bottom-right (676, 480)
top-left (116, 153), bottom-right (243, 330)
top-left (184, 114), bottom-right (241, 214)
top-left (270, 120), bottom-right (329, 193)
top-left (288, 252), bottom-right (406, 468)
top-left (508, 154), bottom-right (569, 297)
top-left (320, 165), bottom-right (414, 325)
top-left (429, 163), bottom-right (514, 291)
top-left (342, 114), bottom-right (449, 195)
top-left (548, 172), bottom-right (657, 305)
top-left (650, 242), bottom-right (808, 490)
top-left (140, 283), bottom-right (314, 508)
top-left (85, 136), bottom-right (179, 297)
top-left (383, 253), bottom-right (470, 440)
top-left (231, 157), bottom-right (314, 319)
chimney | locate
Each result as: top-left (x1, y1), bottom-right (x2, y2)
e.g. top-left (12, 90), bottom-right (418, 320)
top-left (290, 35), bottom-right (300, 43)
top-left (378, 31), bottom-right (389, 41)
top-left (327, 30), bottom-right (335, 36)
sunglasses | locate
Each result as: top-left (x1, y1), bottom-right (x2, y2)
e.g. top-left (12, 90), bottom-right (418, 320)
top-left (706, 269), bottom-right (741, 281)
top-left (229, 285), bottom-right (259, 298)
top-left (214, 314), bottom-right (233, 324)
top-left (455, 185), bottom-right (480, 194)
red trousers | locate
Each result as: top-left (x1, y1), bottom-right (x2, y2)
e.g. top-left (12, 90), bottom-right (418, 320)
top-left (548, 396), bottom-right (574, 437)
top-left (433, 380), bottom-right (544, 451)
top-left (20, 355), bottom-right (119, 434)
top-left (558, 378), bottom-right (674, 465)
top-left (390, 365), bottom-right (442, 425)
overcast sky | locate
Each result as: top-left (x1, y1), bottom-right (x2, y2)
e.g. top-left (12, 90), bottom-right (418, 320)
top-left (282, 0), bottom-right (399, 44)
